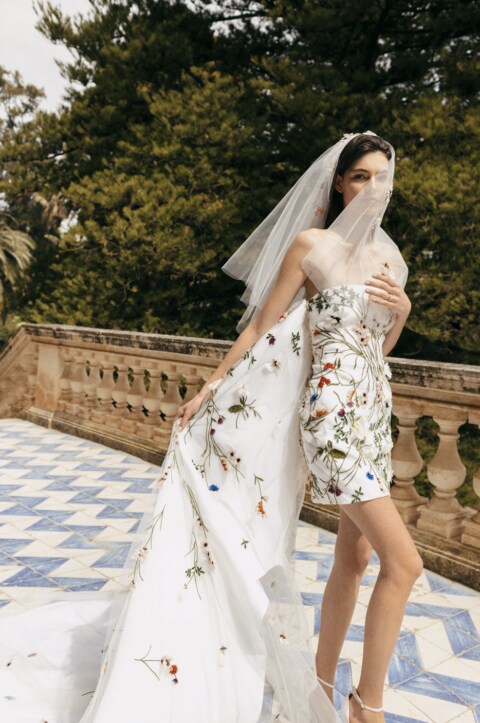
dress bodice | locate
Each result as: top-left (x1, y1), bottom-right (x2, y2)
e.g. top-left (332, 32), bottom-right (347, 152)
top-left (305, 283), bottom-right (395, 369)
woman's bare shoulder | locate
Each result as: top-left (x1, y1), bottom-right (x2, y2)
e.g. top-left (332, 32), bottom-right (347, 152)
top-left (292, 228), bottom-right (328, 254)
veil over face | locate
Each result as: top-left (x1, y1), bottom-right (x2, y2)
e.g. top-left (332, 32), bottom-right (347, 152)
top-left (222, 131), bottom-right (408, 333)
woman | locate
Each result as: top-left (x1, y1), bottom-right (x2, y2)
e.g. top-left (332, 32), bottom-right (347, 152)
top-left (175, 132), bottom-right (423, 722)
top-left (0, 132), bottom-right (421, 723)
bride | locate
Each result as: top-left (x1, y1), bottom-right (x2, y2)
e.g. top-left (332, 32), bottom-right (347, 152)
top-left (0, 131), bottom-right (422, 723)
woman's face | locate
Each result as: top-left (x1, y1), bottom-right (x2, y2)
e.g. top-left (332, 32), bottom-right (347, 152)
top-left (334, 151), bottom-right (390, 208)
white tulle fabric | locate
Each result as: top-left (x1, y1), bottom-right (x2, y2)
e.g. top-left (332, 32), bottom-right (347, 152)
top-left (222, 131), bottom-right (408, 333)
top-left (0, 299), bottom-right (341, 722)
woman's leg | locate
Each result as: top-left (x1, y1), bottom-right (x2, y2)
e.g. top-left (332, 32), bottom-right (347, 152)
top-left (341, 496), bottom-right (424, 722)
top-left (316, 509), bottom-right (373, 702)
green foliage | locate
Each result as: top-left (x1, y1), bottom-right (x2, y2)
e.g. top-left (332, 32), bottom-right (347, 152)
top-left (0, 0), bottom-right (478, 352)
top-left (14, 65), bottom-right (266, 336)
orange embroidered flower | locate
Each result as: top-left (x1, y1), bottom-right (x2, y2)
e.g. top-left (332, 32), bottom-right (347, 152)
top-left (318, 376), bottom-right (331, 388)
top-left (169, 664), bottom-right (178, 675)
top-left (220, 457), bottom-right (228, 471)
top-left (314, 409), bottom-right (329, 418)
top-left (323, 362), bottom-right (335, 370)
top-left (257, 500), bottom-right (266, 516)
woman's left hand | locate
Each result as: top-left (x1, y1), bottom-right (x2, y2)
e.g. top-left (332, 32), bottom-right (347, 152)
top-left (364, 273), bottom-right (411, 319)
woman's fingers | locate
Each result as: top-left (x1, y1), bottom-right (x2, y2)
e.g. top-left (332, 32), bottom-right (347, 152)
top-left (364, 273), bottom-right (398, 290)
top-left (364, 273), bottom-right (400, 304)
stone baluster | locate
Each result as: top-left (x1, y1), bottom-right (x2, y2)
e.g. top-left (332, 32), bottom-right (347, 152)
top-left (66, 353), bottom-right (89, 417)
top-left (390, 398), bottom-right (428, 523)
top-left (57, 348), bottom-right (74, 413)
top-left (461, 410), bottom-right (480, 549)
top-left (82, 353), bottom-right (102, 419)
top-left (154, 363), bottom-right (182, 446)
top-left (123, 362), bottom-right (146, 434)
top-left (181, 365), bottom-right (202, 405)
top-left (110, 358), bottom-right (131, 425)
top-left (417, 405), bottom-right (468, 539)
top-left (92, 354), bottom-right (115, 425)
top-left (141, 362), bottom-right (164, 440)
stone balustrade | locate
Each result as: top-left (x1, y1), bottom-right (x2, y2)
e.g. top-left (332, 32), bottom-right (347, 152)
top-left (1, 322), bottom-right (479, 589)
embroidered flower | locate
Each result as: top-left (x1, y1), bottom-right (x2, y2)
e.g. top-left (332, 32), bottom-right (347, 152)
top-left (310, 393), bottom-right (319, 403)
top-left (266, 359), bottom-right (281, 372)
top-left (323, 362), bottom-right (335, 370)
top-left (220, 457), bottom-right (228, 471)
top-left (352, 323), bottom-right (371, 344)
top-left (318, 376), bottom-right (331, 388)
top-left (257, 497), bottom-right (267, 516)
top-left (209, 484), bottom-right (219, 491)
top-left (135, 545), bottom-right (149, 560)
top-left (238, 385), bottom-right (248, 399)
top-left (266, 333), bottom-right (276, 345)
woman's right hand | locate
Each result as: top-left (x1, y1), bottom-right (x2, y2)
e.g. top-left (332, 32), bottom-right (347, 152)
top-left (174, 389), bottom-right (211, 431)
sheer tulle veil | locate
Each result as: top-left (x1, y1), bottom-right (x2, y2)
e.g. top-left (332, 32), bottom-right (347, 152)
top-left (221, 131), bottom-right (409, 333)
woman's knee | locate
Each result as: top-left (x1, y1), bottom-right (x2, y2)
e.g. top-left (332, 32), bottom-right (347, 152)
top-left (381, 550), bottom-right (424, 586)
top-left (334, 538), bottom-right (372, 575)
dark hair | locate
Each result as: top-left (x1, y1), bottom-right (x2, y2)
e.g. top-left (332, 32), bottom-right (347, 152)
top-left (323, 134), bottom-right (392, 228)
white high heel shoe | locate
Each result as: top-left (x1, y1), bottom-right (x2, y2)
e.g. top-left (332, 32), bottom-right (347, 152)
top-left (340, 685), bottom-right (384, 722)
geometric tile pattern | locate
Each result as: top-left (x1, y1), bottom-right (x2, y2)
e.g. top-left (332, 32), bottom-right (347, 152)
top-left (0, 418), bottom-right (160, 605)
top-left (1, 419), bottom-right (480, 721)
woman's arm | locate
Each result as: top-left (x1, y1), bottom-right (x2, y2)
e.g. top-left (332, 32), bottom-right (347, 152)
top-left (363, 272), bottom-right (412, 357)
top-left (175, 230), bottom-right (316, 428)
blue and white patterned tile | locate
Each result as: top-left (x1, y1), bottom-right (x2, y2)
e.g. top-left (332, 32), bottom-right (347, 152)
top-left (1, 418), bottom-right (480, 720)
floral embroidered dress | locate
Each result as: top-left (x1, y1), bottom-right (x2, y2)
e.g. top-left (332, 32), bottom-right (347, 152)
top-left (0, 298), bottom-right (341, 723)
top-left (299, 280), bottom-right (396, 505)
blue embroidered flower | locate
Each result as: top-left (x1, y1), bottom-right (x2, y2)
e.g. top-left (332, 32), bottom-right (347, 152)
top-left (209, 484), bottom-right (219, 491)
top-left (310, 393), bottom-right (319, 403)
top-left (366, 472), bottom-right (374, 480)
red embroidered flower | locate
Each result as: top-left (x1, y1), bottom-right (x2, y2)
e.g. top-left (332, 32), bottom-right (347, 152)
top-left (318, 376), bottom-right (331, 388)
top-left (328, 484), bottom-right (342, 496)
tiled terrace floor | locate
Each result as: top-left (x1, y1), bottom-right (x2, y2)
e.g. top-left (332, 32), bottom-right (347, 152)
top-left (0, 418), bottom-right (479, 722)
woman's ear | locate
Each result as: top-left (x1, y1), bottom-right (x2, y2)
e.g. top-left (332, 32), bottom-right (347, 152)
top-left (334, 173), bottom-right (343, 194)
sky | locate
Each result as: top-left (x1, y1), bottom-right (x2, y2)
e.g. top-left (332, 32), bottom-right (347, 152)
top-left (0, 0), bottom-right (92, 112)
